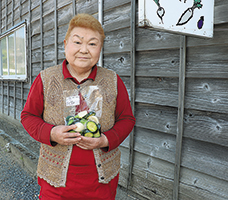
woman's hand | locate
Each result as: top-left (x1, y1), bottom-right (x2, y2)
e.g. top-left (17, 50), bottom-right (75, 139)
top-left (76, 133), bottom-right (109, 150)
top-left (50, 124), bottom-right (82, 146)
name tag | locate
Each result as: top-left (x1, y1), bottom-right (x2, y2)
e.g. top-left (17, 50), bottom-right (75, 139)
top-left (66, 95), bottom-right (80, 107)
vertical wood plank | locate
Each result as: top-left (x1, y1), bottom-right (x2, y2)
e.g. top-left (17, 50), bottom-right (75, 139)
top-left (19, 0), bottom-right (22, 19)
top-left (28, 9), bottom-right (31, 84)
top-left (127, 0), bottom-right (136, 188)
top-left (1, 82), bottom-right (3, 113)
top-left (5, 0), bottom-right (9, 116)
top-left (12, 0), bottom-right (17, 119)
top-left (21, 82), bottom-right (23, 111)
top-left (40, 0), bottom-right (43, 70)
top-left (20, 0), bottom-right (25, 112)
top-left (14, 81), bottom-right (16, 119)
top-left (72, 0), bottom-right (76, 16)
top-left (54, 0), bottom-right (58, 65)
top-left (173, 35), bottom-right (187, 200)
top-left (98, 0), bottom-right (103, 67)
top-left (0, 0), bottom-right (2, 114)
top-left (11, 0), bottom-right (14, 25)
top-left (7, 82), bottom-right (9, 116)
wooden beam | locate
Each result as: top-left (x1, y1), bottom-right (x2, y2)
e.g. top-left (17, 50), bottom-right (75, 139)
top-left (12, 0), bottom-right (16, 119)
top-left (127, 0), bottom-right (136, 188)
top-left (72, 0), bottom-right (77, 16)
top-left (173, 35), bottom-right (187, 200)
top-left (1, 82), bottom-right (3, 113)
top-left (54, 0), bottom-right (58, 65)
top-left (40, 0), bottom-right (43, 70)
top-left (98, 0), bottom-right (103, 67)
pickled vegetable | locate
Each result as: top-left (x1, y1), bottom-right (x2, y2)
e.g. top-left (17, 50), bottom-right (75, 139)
top-left (93, 131), bottom-right (101, 138)
top-left (88, 116), bottom-right (99, 124)
top-left (83, 111), bottom-right (96, 119)
top-left (66, 110), bottom-right (101, 138)
top-left (74, 122), bottom-right (85, 132)
top-left (86, 121), bottom-right (98, 133)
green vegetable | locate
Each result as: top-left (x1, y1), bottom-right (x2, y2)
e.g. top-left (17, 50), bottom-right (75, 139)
top-left (93, 131), bottom-right (101, 138)
top-left (86, 121), bottom-right (98, 133)
top-left (66, 110), bottom-right (101, 138)
top-left (84, 132), bottom-right (94, 138)
top-left (80, 118), bottom-right (87, 125)
top-left (83, 111), bottom-right (96, 119)
top-left (66, 116), bottom-right (75, 125)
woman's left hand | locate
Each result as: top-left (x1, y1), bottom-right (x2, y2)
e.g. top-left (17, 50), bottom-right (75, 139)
top-left (76, 133), bottom-right (109, 150)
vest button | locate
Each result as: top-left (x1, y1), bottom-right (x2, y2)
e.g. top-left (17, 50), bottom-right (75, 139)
top-left (77, 85), bottom-right (80, 89)
top-left (98, 164), bottom-right (101, 167)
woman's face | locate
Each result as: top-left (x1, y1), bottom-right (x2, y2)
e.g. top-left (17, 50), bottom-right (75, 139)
top-left (64, 27), bottom-right (102, 72)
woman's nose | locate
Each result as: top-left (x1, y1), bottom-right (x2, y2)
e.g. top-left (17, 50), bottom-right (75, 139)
top-left (80, 44), bottom-right (88, 53)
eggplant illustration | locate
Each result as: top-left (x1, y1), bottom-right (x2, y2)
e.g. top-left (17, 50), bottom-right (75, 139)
top-left (177, 0), bottom-right (203, 26)
top-left (197, 16), bottom-right (204, 29)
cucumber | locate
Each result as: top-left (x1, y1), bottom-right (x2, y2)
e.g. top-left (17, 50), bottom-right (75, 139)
top-left (66, 116), bottom-right (75, 125)
top-left (83, 111), bottom-right (96, 119)
top-left (80, 118), bottom-right (87, 125)
top-left (84, 132), bottom-right (94, 138)
top-left (93, 131), bottom-right (101, 138)
top-left (86, 121), bottom-right (98, 133)
top-left (68, 130), bottom-right (76, 133)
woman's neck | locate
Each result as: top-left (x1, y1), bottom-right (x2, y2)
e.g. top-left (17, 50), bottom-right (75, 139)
top-left (67, 64), bottom-right (92, 83)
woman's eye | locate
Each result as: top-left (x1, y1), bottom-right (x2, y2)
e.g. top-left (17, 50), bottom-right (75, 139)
top-left (74, 41), bottom-right (81, 44)
top-left (89, 43), bottom-right (96, 46)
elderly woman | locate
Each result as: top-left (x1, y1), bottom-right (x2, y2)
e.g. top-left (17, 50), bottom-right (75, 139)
top-left (21, 13), bottom-right (135, 200)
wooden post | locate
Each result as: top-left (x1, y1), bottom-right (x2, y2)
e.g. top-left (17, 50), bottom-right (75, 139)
top-left (14, 81), bottom-right (16, 119)
top-left (40, 0), bottom-right (43, 71)
top-left (98, 0), bottom-right (103, 68)
top-left (173, 35), bottom-right (187, 200)
top-left (5, 1), bottom-right (9, 116)
top-left (12, 0), bottom-right (16, 119)
top-left (72, 0), bottom-right (77, 16)
top-left (127, 0), bottom-right (136, 188)
top-left (29, 0), bottom-right (32, 86)
top-left (54, 0), bottom-right (58, 65)
top-left (1, 82), bottom-right (3, 113)
top-left (0, 1), bottom-right (2, 114)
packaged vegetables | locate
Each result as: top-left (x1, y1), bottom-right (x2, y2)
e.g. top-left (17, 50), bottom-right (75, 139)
top-left (66, 111), bottom-right (101, 138)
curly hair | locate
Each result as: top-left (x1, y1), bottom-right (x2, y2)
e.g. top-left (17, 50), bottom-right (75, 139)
top-left (65, 13), bottom-right (105, 46)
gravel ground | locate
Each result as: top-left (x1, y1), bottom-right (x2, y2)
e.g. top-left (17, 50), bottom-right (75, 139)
top-left (0, 144), bottom-right (40, 200)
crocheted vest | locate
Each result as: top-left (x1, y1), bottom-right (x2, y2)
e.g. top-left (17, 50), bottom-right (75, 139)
top-left (37, 64), bottom-right (121, 187)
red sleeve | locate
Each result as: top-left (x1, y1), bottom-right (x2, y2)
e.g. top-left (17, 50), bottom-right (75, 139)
top-left (103, 74), bottom-right (136, 152)
top-left (20, 74), bottom-right (55, 146)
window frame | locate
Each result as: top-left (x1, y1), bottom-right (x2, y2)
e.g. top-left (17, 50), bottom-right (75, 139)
top-left (0, 21), bottom-right (27, 81)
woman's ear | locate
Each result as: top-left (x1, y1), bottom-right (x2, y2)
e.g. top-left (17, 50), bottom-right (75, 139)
top-left (64, 39), bottom-right (67, 49)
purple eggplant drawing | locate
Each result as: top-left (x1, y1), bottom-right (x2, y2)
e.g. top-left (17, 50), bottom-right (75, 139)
top-left (176, 0), bottom-right (203, 26)
top-left (197, 16), bottom-right (204, 29)
top-left (153, 0), bottom-right (165, 24)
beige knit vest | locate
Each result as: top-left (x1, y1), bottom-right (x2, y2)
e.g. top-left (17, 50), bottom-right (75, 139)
top-left (37, 64), bottom-right (121, 187)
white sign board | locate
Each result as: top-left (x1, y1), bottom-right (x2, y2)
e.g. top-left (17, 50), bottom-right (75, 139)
top-left (139, 0), bottom-right (214, 38)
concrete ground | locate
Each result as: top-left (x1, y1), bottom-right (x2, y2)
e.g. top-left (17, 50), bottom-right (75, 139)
top-left (0, 114), bottom-right (140, 200)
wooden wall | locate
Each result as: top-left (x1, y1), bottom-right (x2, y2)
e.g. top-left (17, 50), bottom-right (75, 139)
top-left (0, 0), bottom-right (228, 199)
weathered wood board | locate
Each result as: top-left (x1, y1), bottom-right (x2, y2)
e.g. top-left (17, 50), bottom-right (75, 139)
top-left (0, 0), bottom-right (228, 199)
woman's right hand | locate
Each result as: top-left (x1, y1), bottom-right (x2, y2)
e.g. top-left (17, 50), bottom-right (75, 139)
top-left (50, 124), bottom-right (82, 146)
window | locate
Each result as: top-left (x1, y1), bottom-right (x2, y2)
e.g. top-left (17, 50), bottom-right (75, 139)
top-left (0, 21), bottom-right (27, 81)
